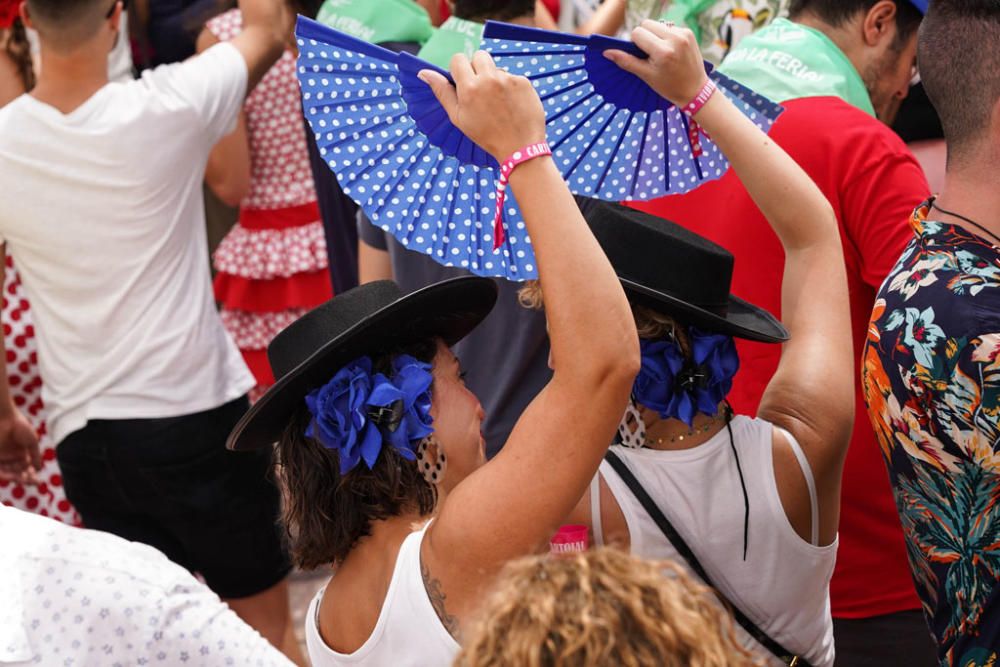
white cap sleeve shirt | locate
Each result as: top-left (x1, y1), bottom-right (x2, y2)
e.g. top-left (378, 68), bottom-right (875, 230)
top-left (0, 505), bottom-right (293, 666)
top-left (0, 42), bottom-right (254, 443)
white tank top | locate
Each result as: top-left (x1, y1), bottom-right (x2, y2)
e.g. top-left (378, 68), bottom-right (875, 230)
top-left (305, 525), bottom-right (460, 666)
top-left (595, 415), bottom-right (837, 667)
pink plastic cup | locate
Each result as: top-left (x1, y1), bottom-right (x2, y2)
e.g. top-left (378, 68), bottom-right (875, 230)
top-left (550, 524), bottom-right (590, 555)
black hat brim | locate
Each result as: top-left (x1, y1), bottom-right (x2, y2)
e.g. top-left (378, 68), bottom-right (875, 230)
top-left (621, 278), bottom-right (789, 344)
top-left (227, 277), bottom-right (498, 451)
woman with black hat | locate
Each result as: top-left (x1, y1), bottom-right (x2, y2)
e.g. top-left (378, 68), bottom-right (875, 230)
top-left (226, 51), bottom-right (641, 665)
top-left (543, 20), bottom-right (851, 667)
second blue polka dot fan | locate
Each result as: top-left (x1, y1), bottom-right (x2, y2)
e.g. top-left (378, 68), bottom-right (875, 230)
top-left (481, 22), bottom-right (784, 201)
top-left (296, 16), bottom-right (535, 280)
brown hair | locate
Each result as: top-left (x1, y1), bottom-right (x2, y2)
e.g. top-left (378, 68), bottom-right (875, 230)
top-left (919, 0), bottom-right (1000, 166)
top-left (455, 548), bottom-right (760, 667)
top-left (4, 20), bottom-right (35, 92)
top-left (275, 338), bottom-right (439, 569)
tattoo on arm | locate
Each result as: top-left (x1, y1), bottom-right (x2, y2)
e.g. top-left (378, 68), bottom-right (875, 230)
top-left (421, 562), bottom-right (459, 637)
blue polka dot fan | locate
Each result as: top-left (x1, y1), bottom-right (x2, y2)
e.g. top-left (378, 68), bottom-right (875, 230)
top-left (481, 21), bottom-right (784, 201)
top-left (296, 16), bottom-right (536, 281)
top-left (296, 17), bottom-right (783, 281)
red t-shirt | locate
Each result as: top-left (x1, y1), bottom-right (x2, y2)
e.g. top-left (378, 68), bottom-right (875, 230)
top-left (631, 96), bottom-right (930, 618)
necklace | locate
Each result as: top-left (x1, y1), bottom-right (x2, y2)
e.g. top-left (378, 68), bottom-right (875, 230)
top-left (931, 201), bottom-right (1000, 247)
top-left (651, 412), bottom-right (726, 445)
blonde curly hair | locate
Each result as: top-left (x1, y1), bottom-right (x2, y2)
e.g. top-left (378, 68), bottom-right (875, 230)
top-left (454, 548), bottom-right (759, 667)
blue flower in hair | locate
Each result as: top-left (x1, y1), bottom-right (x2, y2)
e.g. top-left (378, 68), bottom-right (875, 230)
top-left (305, 357), bottom-right (381, 474)
top-left (305, 354), bottom-right (435, 474)
top-left (633, 329), bottom-right (739, 427)
top-left (367, 355), bottom-right (435, 459)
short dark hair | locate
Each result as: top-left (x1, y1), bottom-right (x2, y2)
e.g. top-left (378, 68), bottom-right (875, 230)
top-left (26, 0), bottom-right (110, 47)
top-left (452, 0), bottom-right (534, 22)
top-left (919, 0), bottom-right (1000, 165)
top-left (275, 338), bottom-right (439, 569)
top-left (788, 0), bottom-right (924, 41)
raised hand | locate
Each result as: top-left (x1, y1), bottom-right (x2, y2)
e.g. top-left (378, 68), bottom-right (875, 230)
top-left (604, 20), bottom-right (709, 108)
top-left (418, 51), bottom-right (547, 162)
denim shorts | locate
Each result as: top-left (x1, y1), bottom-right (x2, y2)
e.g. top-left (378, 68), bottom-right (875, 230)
top-left (56, 396), bottom-right (291, 599)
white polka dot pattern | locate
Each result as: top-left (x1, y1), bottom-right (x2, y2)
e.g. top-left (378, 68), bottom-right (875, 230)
top-left (481, 34), bottom-right (784, 201)
top-left (0, 507), bottom-right (291, 666)
top-left (210, 11), bottom-right (334, 397)
top-left (208, 10), bottom-right (318, 211)
top-left (295, 20), bottom-right (537, 282)
top-left (220, 308), bottom-right (308, 351)
top-left (213, 221), bottom-right (328, 281)
top-left (0, 257), bottom-right (78, 526)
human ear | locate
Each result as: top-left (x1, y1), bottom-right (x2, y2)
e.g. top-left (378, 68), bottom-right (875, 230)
top-left (862, 0), bottom-right (898, 48)
top-left (19, 1), bottom-right (34, 30)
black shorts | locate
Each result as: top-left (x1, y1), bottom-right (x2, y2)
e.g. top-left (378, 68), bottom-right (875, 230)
top-left (56, 396), bottom-right (291, 599)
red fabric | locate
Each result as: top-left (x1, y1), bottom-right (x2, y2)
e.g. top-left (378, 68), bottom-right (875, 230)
top-left (631, 96), bottom-right (930, 619)
top-left (438, 0), bottom-right (560, 22)
top-left (239, 201), bottom-right (321, 231)
top-left (240, 347), bottom-right (276, 388)
top-left (0, 2), bottom-right (18, 30)
top-left (214, 269), bottom-right (333, 313)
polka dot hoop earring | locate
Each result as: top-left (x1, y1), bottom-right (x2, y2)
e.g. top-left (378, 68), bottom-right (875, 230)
top-left (417, 436), bottom-right (447, 485)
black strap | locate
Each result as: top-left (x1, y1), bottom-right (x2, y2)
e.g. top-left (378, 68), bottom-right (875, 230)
top-left (605, 450), bottom-right (810, 667)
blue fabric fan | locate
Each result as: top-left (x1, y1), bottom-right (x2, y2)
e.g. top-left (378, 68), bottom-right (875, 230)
top-left (295, 16), bottom-right (537, 281)
top-left (482, 22), bottom-right (784, 201)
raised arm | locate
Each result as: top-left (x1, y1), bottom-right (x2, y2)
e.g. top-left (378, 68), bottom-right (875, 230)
top-left (418, 53), bottom-right (639, 592)
top-left (228, 0), bottom-right (293, 94)
top-left (607, 22), bottom-right (853, 540)
top-left (196, 28), bottom-right (251, 207)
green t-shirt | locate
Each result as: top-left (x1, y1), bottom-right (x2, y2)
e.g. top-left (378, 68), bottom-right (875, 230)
top-left (417, 17), bottom-right (485, 69)
top-left (316, 0), bottom-right (434, 45)
top-left (719, 18), bottom-right (875, 115)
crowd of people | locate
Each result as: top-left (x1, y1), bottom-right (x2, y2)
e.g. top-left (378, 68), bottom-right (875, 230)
top-left (0, 0), bottom-right (998, 665)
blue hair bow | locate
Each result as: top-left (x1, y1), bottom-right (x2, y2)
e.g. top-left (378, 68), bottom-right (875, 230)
top-left (632, 329), bottom-right (739, 427)
top-left (305, 354), bottom-right (434, 474)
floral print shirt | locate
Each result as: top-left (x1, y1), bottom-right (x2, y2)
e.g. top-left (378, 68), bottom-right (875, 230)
top-left (863, 200), bottom-right (1000, 667)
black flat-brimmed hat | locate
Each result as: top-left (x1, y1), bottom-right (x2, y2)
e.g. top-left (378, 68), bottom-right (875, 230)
top-left (578, 198), bottom-right (788, 344)
top-left (227, 277), bottom-right (498, 451)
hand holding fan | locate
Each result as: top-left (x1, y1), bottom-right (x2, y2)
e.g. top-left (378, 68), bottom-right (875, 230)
top-left (296, 16), bottom-right (538, 280)
top-left (482, 21), bottom-right (784, 201)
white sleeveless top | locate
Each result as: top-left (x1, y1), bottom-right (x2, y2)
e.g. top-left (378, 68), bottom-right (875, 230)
top-left (595, 415), bottom-right (837, 667)
top-left (305, 525), bottom-right (460, 666)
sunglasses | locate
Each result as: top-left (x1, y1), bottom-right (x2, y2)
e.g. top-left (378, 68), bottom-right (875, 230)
top-left (106, 0), bottom-right (128, 19)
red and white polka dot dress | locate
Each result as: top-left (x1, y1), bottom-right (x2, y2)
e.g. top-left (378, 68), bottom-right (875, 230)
top-left (0, 256), bottom-right (79, 524)
top-left (209, 9), bottom-right (333, 400)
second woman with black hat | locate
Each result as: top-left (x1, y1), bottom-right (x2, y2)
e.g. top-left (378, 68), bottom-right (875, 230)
top-left (545, 20), bottom-right (851, 667)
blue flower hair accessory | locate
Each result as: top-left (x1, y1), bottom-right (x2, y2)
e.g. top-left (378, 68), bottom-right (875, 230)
top-left (304, 354), bottom-right (434, 474)
top-left (632, 328), bottom-right (739, 427)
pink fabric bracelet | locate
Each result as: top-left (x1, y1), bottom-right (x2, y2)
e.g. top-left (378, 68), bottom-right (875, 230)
top-left (682, 78), bottom-right (718, 117)
top-left (682, 78), bottom-right (717, 159)
top-left (493, 142), bottom-right (552, 250)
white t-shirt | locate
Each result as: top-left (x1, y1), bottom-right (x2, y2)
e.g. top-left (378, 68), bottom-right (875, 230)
top-left (0, 505), bottom-right (293, 666)
top-left (0, 43), bottom-right (254, 443)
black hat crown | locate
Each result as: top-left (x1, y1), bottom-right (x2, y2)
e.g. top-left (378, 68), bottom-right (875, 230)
top-left (577, 198), bottom-right (787, 343)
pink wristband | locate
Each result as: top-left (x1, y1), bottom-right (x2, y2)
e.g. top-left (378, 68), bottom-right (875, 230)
top-left (682, 78), bottom-right (717, 117)
top-left (493, 142), bottom-right (552, 250)
top-left (681, 79), bottom-right (717, 159)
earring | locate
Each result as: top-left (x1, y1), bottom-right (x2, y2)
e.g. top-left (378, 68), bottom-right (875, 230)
top-left (416, 436), bottom-right (447, 485)
top-left (617, 398), bottom-right (647, 449)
